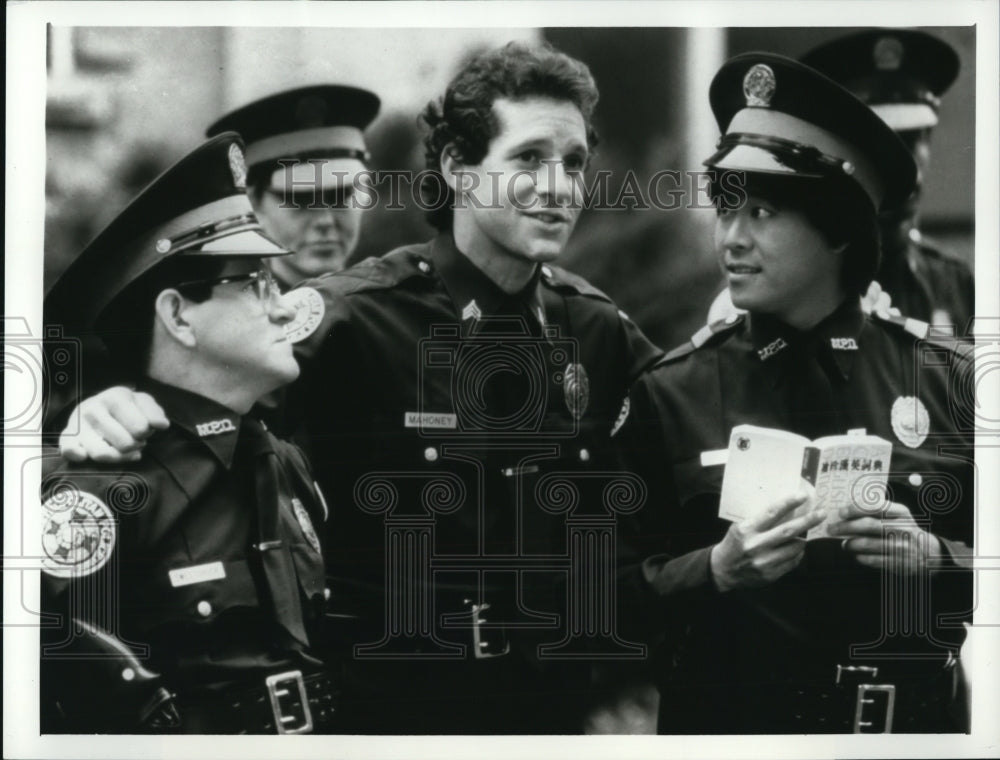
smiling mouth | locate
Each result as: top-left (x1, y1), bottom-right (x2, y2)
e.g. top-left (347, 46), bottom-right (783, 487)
top-left (525, 211), bottom-right (571, 225)
top-left (726, 263), bottom-right (761, 275)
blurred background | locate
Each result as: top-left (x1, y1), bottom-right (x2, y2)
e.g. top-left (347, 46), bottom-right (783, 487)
top-left (44, 26), bottom-right (975, 351)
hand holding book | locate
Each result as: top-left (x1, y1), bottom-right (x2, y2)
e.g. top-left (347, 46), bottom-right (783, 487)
top-left (709, 484), bottom-right (824, 593)
top-left (828, 500), bottom-right (944, 576)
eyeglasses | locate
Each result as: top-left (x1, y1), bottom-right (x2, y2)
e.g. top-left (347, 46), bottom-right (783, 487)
top-left (177, 268), bottom-right (282, 306)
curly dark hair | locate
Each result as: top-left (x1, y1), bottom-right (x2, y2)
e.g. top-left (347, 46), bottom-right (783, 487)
top-left (420, 41), bottom-right (600, 231)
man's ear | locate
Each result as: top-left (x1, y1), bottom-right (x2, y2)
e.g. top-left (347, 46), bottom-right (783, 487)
top-left (153, 289), bottom-right (197, 348)
top-left (440, 145), bottom-right (468, 194)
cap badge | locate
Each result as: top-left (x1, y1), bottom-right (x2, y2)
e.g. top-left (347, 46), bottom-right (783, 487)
top-left (41, 489), bottom-right (116, 579)
top-left (874, 36), bottom-right (904, 71)
top-left (890, 395), bottom-right (930, 448)
top-left (291, 497), bottom-right (322, 555)
top-left (284, 287), bottom-right (326, 344)
top-left (743, 63), bottom-right (776, 107)
top-left (228, 143), bottom-right (247, 189)
top-left (563, 362), bottom-right (590, 420)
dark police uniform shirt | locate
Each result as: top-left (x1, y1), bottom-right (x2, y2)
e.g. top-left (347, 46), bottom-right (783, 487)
top-left (286, 234), bottom-right (662, 724)
top-left (41, 379), bottom-right (327, 701)
top-left (615, 299), bottom-right (973, 700)
top-left (879, 227), bottom-right (975, 335)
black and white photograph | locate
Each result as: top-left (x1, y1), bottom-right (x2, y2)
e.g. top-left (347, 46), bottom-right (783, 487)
top-left (4, 2), bottom-right (999, 758)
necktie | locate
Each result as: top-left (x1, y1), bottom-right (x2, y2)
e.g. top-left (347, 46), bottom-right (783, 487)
top-left (242, 418), bottom-right (310, 646)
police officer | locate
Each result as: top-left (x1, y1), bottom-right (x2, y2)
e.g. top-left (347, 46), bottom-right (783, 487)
top-left (801, 29), bottom-right (974, 333)
top-left (57, 42), bottom-right (663, 734)
top-left (617, 53), bottom-right (973, 734)
top-left (206, 85), bottom-right (381, 290)
top-left (707, 29), bottom-right (974, 331)
top-left (41, 134), bottom-right (335, 734)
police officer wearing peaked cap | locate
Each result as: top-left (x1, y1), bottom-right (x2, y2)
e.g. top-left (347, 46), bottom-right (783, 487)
top-left (206, 85), bottom-right (381, 290)
top-left (616, 53), bottom-right (974, 734)
top-left (801, 29), bottom-right (974, 334)
top-left (41, 133), bottom-right (337, 734)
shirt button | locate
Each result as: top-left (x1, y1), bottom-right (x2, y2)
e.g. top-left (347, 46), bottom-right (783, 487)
top-left (418, 260), bottom-right (431, 274)
top-left (579, 448), bottom-right (590, 462)
top-left (424, 447), bottom-right (438, 462)
top-left (908, 473), bottom-right (923, 487)
top-left (121, 667), bottom-right (135, 681)
top-left (324, 588), bottom-right (332, 601)
top-left (197, 600), bottom-right (212, 617)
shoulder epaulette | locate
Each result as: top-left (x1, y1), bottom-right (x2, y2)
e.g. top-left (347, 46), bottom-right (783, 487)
top-left (655, 313), bottom-right (746, 366)
top-left (870, 310), bottom-right (931, 340)
top-left (306, 246), bottom-right (432, 297)
top-left (540, 264), bottom-right (613, 303)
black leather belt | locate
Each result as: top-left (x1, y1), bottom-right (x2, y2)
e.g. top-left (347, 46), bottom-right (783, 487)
top-left (178, 670), bottom-right (339, 734)
top-left (661, 654), bottom-right (961, 734)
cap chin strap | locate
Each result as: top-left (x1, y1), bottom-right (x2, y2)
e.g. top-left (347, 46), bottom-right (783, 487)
top-left (163, 213), bottom-right (261, 255)
top-left (707, 132), bottom-right (856, 178)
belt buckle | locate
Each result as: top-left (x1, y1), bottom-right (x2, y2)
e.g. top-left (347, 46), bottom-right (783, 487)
top-left (470, 602), bottom-right (510, 660)
top-left (265, 670), bottom-right (314, 734)
top-left (852, 683), bottom-right (896, 733)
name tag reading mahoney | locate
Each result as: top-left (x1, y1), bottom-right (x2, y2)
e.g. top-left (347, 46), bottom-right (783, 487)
top-left (404, 412), bottom-right (457, 429)
top-left (169, 561), bottom-right (226, 587)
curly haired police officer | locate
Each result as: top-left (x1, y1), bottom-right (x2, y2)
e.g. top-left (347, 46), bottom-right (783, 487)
top-left (41, 134), bottom-right (335, 734)
top-left (617, 52), bottom-right (974, 734)
top-left (55, 42), bottom-right (663, 734)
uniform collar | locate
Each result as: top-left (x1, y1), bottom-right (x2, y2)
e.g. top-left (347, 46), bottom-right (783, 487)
top-left (136, 377), bottom-right (244, 469)
top-left (748, 298), bottom-right (866, 381)
top-left (430, 234), bottom-right (546, 330)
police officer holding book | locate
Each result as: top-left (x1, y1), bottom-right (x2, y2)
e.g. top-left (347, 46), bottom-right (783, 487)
top-left (40, 134), bottom-right (335, 734)
top-left (616, 53), bottom-right (974, 733)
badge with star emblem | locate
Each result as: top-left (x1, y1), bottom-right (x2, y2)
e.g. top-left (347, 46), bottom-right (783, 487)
top-left (41, 489), bottom-right (116, 579)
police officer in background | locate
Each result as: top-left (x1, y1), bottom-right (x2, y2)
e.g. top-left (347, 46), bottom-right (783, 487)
top-left (206, 84), bottom-right (381, 290)
top-left (707, 29), bottom-right (974, 331)
top-left (617, 53), bottom-right (973, 733)
top-left (57, 42), bottom-right (663, 734)
top-left (801, 28), bottom-right (974, 333)
top-left (41, 134), bottom-right (335, 734)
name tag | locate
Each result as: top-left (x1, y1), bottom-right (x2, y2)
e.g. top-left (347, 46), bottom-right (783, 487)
top-left (169, 561), bottom-right (226, 587)
top-left (404, 412), bottom-right (457, 429)
top-left (830, 337), bottom-right (859, 350)
top-left (196, 419), bottom-right (237, 437)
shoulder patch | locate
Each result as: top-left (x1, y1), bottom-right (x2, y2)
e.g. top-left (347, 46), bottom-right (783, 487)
top-left (540, 265), bottom-right (613, 303)
top-left (41, 488), bottom-right (116, 579)
top-left (284, 286), bottom-right (326, 343)
top-left (657, 314), bottom-right (745, 366)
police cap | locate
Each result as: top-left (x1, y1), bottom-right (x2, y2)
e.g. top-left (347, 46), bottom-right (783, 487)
top-left (205, 85), bottom-right (381, 193)
top-left (46, 132), bottom-right (289, 331)
top-left (704, 52), bottom-right (917, 210)
top-left (801, 29), bottom-right (960, 132)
